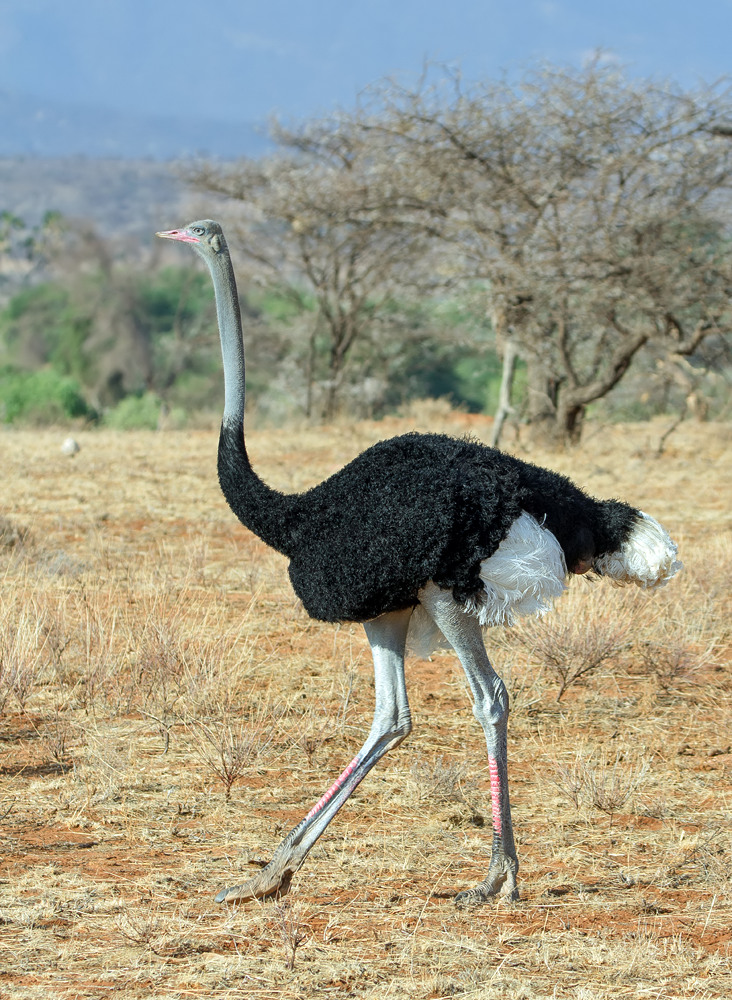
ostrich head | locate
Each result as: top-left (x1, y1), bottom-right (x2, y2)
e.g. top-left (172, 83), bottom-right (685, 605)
top-left (594, 511), bottom-right (682, 589)
top-left (156, 220), bottom-right (228, 257)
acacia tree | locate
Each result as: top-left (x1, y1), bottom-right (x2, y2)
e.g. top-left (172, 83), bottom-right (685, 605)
top-left (191, 128), bottom-right (437, 420)
top-left (341, 63), bottom-right (732, 442)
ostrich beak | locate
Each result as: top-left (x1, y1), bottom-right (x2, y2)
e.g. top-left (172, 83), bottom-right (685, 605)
top-left (571, 557), bottom-right (594, 575)
top-left (156, 228), bottom-right (200, 243)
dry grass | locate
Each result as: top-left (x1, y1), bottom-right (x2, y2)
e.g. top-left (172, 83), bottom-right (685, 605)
top-left (0, 414), bottom-right (730, 999)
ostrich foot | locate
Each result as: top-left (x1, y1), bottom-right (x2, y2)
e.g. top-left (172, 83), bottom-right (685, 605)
top-left (215, 861), bottom-right (295, 904)
top-left (454, 864), bottom-right (519, 908)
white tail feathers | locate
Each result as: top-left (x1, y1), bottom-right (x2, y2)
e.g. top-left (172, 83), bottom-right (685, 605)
top-left (408, 512), bottom-right (566, 656)
top-left (463, 512), bottom-right (567, 626)
top-left (594, 512), bottom-right (681, 589)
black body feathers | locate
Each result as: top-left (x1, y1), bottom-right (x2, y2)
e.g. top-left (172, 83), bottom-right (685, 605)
top-left (218, 426), bottom-right (639, 624)
top-left (286, 434), bottom-right (522, 621)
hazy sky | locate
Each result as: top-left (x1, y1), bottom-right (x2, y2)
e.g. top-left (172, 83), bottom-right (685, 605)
top-left (0, 0), bottom-right (730, 125)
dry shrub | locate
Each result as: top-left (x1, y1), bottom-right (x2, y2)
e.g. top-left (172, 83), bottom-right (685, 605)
top-left (273, 900), bottom-right (310, 971)
top-left (499, 655), bottom-right (549, 715)
top-left (637, 638), bottom-right (707, 691)
top-left (517, 604), bottom-right (629, 701)
top-left (0, 515), bottom-right (30, 552)
top-left (70, 729), bottom-right (132, 806)
top-left (187, 707), bottom-right (275, 800)
top-left (583, 751), bottom-right (650, 822)
top-left (132, 608), bottom-right (190, 745)
top-left (50, 584), bottom-right (122, 715)
top-left (552, 753), bottom-right (586, 811)
top-left (2, 582), bottom-right (127, 718)
top-left (626, 568), bottom-right (720, 696)
top-left (291, 696), bottom-right (345, 764)
top-left (181, 620), bottom-right (262, 719)
top-left (75, 598), bottom-right (120, 714)
top-left (116, 902), bottom-right (165, 951)
top-left (115, 901), bottom-right (199, 958)
top-left (552, 747), bottom-right (650, 823)
top-left (408, 756), bottom-right (477, 805)
top-left (123, 592), bottom-right (262, 749)
top-left (35, 707), bottom-right (75, 768)
top-left (662, 831), bottom-right (731, 892)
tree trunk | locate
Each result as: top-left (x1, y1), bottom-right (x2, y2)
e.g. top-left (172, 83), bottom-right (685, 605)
top-left (524, 354), bottom-right (560, 443)
top-left (555, 398), bottom-right (585, 445)
top-left (305, 322), bottom-right (318, 420)
top-left (490, 340), bottom-right (518, 448)
top-left (523, 355), bottom-right (591, 446)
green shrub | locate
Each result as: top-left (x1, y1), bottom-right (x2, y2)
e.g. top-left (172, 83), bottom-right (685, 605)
top-left (103, 393), bottom-right (166, 430)
top-left (0, 367), bottom-right (91, 424)
top-left (0, 283), bottom-right (93, 384)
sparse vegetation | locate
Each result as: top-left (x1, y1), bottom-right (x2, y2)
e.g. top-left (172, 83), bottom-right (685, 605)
top-left (0, 414), bottom-right (729, 998)
top-left (409, 755), bottom-right (477, 805)
top-left (274, 899), bottom-right (310, 971)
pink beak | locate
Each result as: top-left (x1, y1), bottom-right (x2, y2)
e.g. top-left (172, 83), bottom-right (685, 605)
top-left (156, 228), bottom-right (200, 243)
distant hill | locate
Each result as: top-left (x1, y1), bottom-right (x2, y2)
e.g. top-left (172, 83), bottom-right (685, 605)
top-left (0, 90), bottom-right (270, 160)
top-left (0, 157), bottom-right (200, 240)
top-left (0, 88), bottom-right (273, 244)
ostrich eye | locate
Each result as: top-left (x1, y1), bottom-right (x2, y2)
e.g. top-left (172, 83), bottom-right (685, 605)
top-left (192, 227), bottom-right (205, 236)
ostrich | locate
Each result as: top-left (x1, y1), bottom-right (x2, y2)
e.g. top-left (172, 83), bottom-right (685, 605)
top-left (157, 220), bottom-right (681, 907)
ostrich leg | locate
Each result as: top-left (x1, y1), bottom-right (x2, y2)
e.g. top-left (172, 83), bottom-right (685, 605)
top-left (419, 582), bottom-right (519, 904)
top-left (215, 606), bottom-right (413, 903)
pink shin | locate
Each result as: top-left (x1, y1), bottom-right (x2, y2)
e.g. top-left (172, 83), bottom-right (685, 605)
top-left (489, 756), bottom-right (502, 836)
top-left (304, 754), bottom-right (362, 822)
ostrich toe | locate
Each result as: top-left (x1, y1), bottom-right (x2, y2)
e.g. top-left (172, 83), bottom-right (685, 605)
top-left (454, 865), bottom-right (520, 907)
top-left (215, 862), bottom-right (294, 904)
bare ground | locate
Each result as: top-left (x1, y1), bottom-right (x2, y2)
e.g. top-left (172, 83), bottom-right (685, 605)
top-left (0, 411), bottom-right (730, 999)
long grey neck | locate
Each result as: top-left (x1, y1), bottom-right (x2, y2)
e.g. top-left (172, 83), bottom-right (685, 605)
top-left (204, 246), bottom-right (246, 426)
top-left (203, 241), bottom-right (299, 556)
